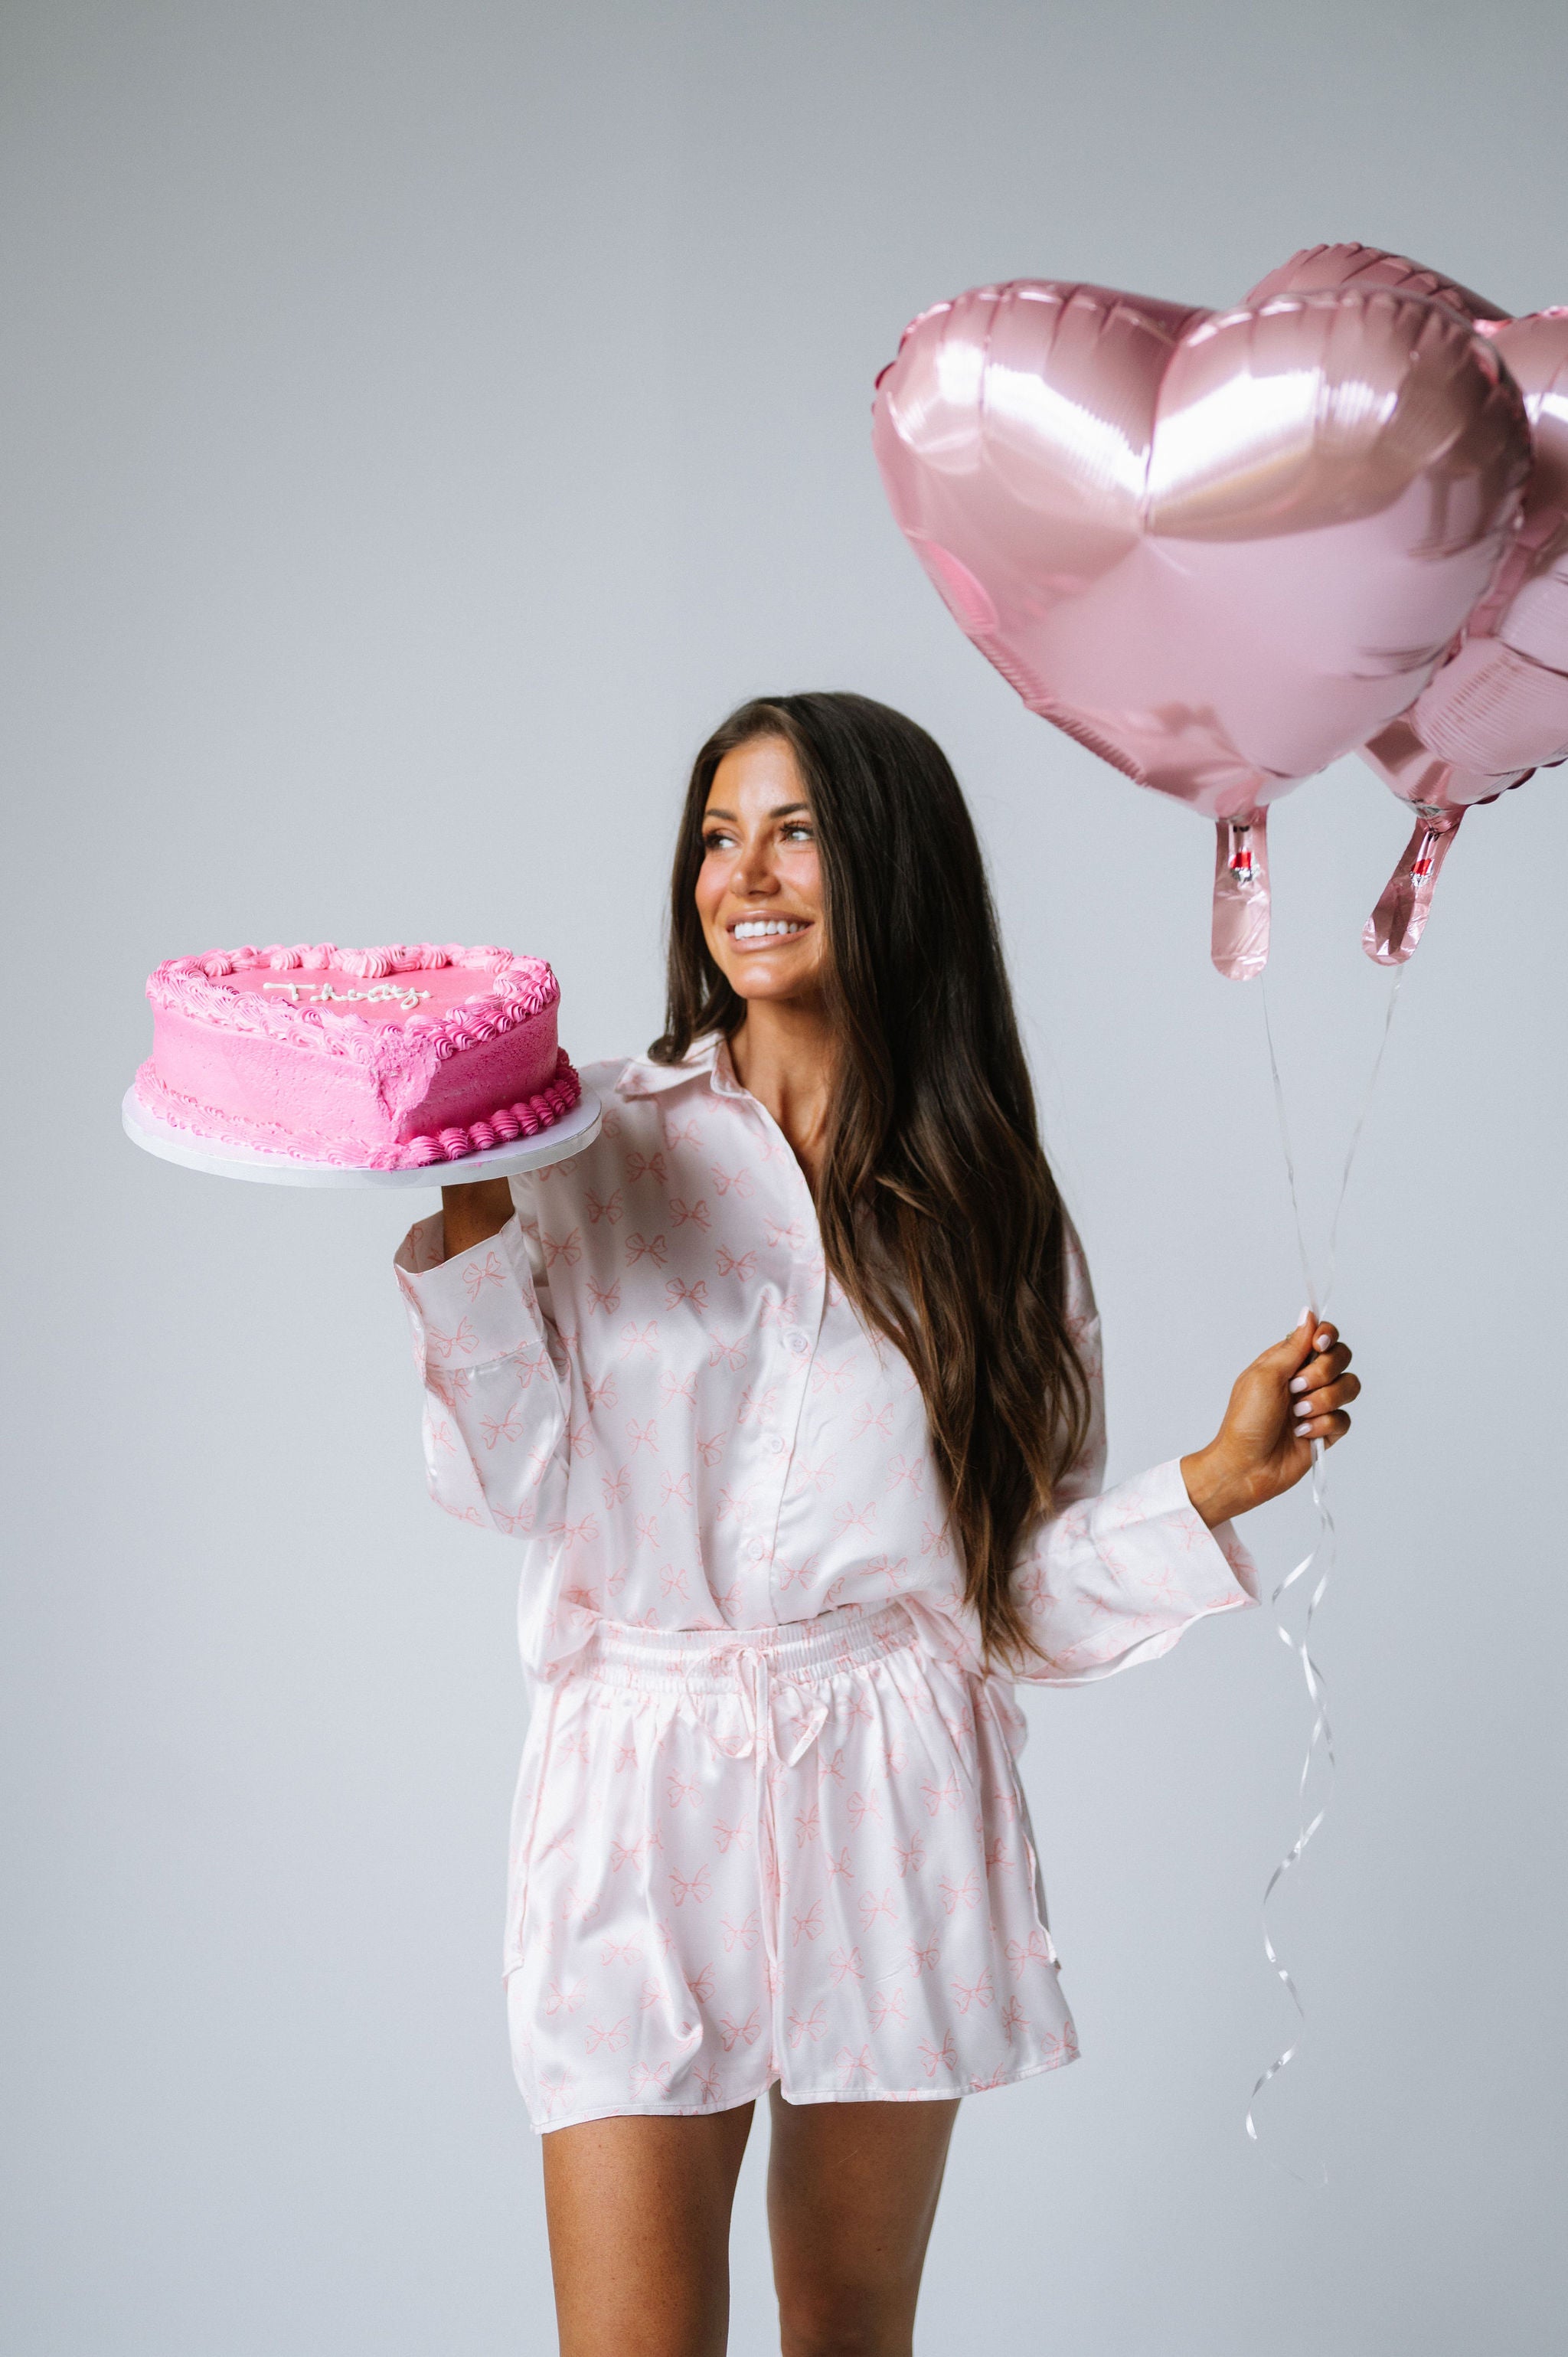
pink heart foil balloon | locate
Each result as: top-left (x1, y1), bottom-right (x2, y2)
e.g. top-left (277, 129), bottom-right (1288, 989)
top-left (1250, 245), bottom-right (1568, 963)
top-left (873, 279), bottom-right (1530, 976)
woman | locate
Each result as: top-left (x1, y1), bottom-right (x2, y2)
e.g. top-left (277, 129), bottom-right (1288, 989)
top-left (394, 693), bottom-right (1357, 2357)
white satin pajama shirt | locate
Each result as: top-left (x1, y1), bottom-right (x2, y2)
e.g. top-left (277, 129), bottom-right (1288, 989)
top-left (394, 1035), bottom-right (1258, 2133)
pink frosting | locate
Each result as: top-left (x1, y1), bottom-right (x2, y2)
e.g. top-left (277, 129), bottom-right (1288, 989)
top-left (136, 942), bottom-right (578, 1167)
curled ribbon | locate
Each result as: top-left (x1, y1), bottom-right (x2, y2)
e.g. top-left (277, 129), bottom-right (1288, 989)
top-left (1249, 967), bottom-right (1406, 2181)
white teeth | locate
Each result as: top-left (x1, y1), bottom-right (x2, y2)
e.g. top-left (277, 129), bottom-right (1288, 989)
top-left (733, 919), bottom-right (807, 940)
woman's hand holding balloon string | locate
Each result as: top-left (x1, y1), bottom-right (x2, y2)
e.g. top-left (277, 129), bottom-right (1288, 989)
top-left (1181, 1316), bottom-right (1359, 1529)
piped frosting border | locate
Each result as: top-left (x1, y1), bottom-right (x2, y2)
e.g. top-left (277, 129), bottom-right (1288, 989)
top-left (145, 942), bottom-right (558, 1068)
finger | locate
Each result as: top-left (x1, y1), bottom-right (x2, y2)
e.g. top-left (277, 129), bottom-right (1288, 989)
top-left (1293, 1407), bottom-right (1352, 1444)
top-left (1292, 1374), bottom-right (1361, 1427)
top-left (1261, 1313), bottom-right (1321, 1374)
top-left (1289, 1342), bottom-right (1352, 1398)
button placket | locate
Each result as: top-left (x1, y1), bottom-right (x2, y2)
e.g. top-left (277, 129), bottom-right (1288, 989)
top-left (723, 1086), bottom-right (828, 1617)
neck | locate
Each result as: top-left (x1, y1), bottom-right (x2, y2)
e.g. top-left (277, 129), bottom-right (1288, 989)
top-left (727, 995), bottom-right (838, 1188)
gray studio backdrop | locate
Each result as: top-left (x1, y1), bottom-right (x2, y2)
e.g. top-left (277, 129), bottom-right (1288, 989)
top-left (4, 5), bottom-right (1563, 2352)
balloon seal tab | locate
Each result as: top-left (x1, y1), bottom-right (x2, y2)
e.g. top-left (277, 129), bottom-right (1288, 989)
top-left (1363, 810), bottom-right (1463, 965)
top-left (1212, 812), bottom-right (1271, 981)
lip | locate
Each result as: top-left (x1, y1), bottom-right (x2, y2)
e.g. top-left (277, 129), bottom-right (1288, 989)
top-left (724, 915), bottom-right (815, 953)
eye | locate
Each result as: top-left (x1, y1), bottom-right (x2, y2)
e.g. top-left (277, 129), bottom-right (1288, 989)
top-left (701, 829), bottom-right (736, 854)
top-left (781, 822), bottom-right (815, 842)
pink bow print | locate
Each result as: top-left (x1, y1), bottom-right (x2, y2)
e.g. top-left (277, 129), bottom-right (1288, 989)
top-left (1004, 1929), bottom-right (1054, 1979)
top-left (919, 2033), bottom-right (957, 2078)
top-left (426, 1316), bottom-right (478, 1362)
top-left (787, 2002), bottom-right (828, 2048)
top-left (951, 1970), bottom-right (994, 2015)
top-left (920, 1771), bottom-right (961, 1818)
top-left (462, 1249), bottom-right (508, 1302)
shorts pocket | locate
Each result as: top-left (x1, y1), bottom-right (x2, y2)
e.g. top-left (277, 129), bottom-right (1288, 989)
top-left (502, 1677), bottom-right (565, 1976)
top-left (974, 1675), bottom-right (1058, 1966)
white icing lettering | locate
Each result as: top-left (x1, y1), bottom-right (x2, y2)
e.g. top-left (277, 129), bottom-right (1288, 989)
top-left (262, 979), bottom-right (430, 1012)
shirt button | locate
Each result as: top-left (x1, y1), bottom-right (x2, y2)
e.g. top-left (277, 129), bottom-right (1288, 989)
top-left (747, 1538), bottom-right (766, 1562)
top-left (786, 1332), bottom-right (808, 1355)
top-left (767, 1435), bottom-right (786, 1455)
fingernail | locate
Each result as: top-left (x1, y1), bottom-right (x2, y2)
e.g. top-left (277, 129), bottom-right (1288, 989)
top-left (1314, 1331), bottom-right (1331, 1350)
top-left (1297, 1306), bottom-right (1311, 1326)
top-left (1289, 1374), bottom-right (1308, 1394)
top-left (1294, 1413), bottom-right (1315, 1432)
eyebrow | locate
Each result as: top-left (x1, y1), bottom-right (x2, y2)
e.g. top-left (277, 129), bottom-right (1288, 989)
top-left (702, 802), bottom-right (811, 822)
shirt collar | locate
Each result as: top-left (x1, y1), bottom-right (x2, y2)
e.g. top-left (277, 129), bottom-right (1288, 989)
top-left (614, 1031), bottom-right (727, 1099)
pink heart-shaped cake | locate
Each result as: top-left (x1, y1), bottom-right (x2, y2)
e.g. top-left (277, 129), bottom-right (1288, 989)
top-left (874, 279), bottom-right (1530, 974)
top-left (136, 943), bottom-right (579, 1167)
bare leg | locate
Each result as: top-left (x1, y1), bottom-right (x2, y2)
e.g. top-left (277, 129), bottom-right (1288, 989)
top-left (766, 2087), bottom-right (960, 2357)
top-left (541, 2102), bottom-right (756, 2357)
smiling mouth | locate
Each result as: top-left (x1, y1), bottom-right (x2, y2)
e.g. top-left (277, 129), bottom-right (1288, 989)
top-left (728, 917), bottom-right (812, 946)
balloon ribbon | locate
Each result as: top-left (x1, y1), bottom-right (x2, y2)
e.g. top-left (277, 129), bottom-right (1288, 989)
top-left (1248, 966), bottom-right (1405, 2179)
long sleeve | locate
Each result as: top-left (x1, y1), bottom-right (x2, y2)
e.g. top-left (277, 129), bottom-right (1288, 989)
top-left (1009, 1220), bottom-right (1259, 1685)
top-left (394, 1204), bottom-right (568, 1538)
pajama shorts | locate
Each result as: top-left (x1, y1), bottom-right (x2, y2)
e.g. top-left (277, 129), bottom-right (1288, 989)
top-left (503, 1600), bottom-right (1080, 2132)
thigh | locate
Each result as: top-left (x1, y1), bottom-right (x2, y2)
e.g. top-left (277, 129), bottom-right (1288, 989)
top-left (542, 2101), bottom-right (756, 2357)
top-left (766, 2086), bottom-right (959, 2356)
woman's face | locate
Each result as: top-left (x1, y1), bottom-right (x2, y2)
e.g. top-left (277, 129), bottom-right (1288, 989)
top-left (697, 737), bottom-right (827, 1008)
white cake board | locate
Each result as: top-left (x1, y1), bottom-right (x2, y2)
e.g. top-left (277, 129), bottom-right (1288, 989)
top-left (121, 1084), bottom-right (603, 1190)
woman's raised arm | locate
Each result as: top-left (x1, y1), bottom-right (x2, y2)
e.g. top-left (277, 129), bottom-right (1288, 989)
top-left (393, 1185), bottom-right (568, 1539)
top-left (439, 1175), bottom-right (517, 1260)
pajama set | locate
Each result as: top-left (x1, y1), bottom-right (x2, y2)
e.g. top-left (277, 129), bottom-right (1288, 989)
top-left (394, 1034), bottom-right (1259, 2134)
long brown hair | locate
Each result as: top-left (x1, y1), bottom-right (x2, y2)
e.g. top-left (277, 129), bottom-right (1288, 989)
top-left (652, 692), bottom-right (1090, 1668)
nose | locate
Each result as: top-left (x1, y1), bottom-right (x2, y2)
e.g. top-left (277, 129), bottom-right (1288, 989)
top-left (733, 837), bottom-right (780, 898)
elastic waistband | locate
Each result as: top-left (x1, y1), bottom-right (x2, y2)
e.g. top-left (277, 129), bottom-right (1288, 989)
top-left (569, 1600), bottom-right (923, 1695)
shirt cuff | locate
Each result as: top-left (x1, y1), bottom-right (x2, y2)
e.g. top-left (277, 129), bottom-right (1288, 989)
top-left (1159, 1454), bottom-right (1260, 1605)
top-left (393, 1209), bottom-right (543, 1366)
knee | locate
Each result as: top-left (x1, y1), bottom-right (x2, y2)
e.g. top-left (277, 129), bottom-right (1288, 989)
top-left (779, 2290), bottom-right (912, 2357)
